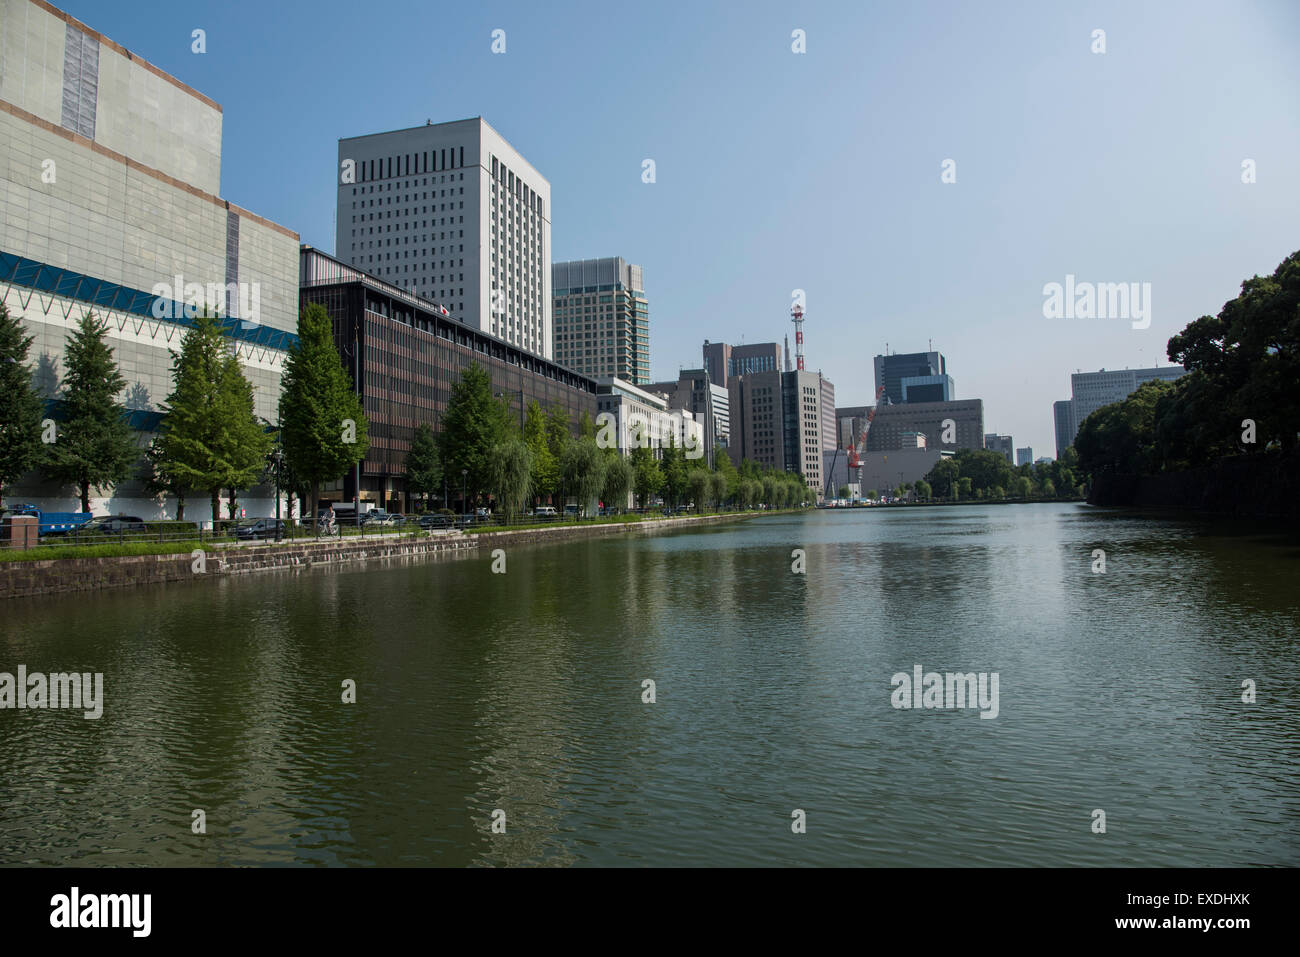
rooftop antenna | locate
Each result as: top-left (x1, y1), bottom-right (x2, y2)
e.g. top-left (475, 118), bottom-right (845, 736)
top-left (790, 303), bottom-right (806, 371)
top-left (783, 335), bottom-right (792, 372)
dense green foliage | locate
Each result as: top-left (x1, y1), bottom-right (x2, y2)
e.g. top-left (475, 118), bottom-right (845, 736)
top-left (405, 423), bottom-right (442, 506)
top-left (279, 303), bottom-right (368, 516)
top-left (1074, 249), bottom-right (1299, 485)
top-left (155, 310), bottom-right (272, 522)
top-left (43, 312), bottom-right (138, 512)
top-left (0, 302), bottom-right (44, 507)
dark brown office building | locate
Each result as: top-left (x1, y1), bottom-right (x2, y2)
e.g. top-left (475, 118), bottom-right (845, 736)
top-left (300, 246), bottom-right (597, 512)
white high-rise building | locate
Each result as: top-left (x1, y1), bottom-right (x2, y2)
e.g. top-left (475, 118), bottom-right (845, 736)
top-left (1054, 365), bottom-right (1187, 455)
top-left (336, 118), bottom-right (552, 358)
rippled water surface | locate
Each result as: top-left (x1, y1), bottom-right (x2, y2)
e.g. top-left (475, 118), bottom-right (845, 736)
top-left (2, 504), bottom-right (1298, 866)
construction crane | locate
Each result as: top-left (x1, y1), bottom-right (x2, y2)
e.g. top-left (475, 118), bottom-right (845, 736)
top-left (846, 386), bottom-right (887, 489)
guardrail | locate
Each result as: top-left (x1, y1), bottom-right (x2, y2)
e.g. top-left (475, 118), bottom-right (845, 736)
top-left (0, 506), bottom-right (768, 553)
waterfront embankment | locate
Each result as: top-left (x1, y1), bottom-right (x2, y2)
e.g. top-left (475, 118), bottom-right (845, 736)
top-left (0, 511), bottom-right (770, 600)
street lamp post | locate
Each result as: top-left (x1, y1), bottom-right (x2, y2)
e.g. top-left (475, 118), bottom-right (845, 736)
top-left (273, 446), bottom-right (283, 542)
top-left (461, 468), bottom-right (468, 526)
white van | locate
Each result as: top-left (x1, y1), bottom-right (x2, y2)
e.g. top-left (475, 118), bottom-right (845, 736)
top-left (534, 506), bottom-right (557, 517)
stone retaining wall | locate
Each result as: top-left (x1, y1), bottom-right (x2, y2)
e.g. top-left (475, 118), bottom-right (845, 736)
top-left (0, 535), bottom-right (476, 600)
top-left (0, 512), bottom-right (764, 600)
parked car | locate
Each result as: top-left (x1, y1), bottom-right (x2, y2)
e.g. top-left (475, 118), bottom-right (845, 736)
top-left (234, 518), bottom-right (285, 540)
top-left (418, 514), bottom-right (452, 530)
top-left (78, 515), bottom-right (148, 536)
top-left (475, 507), bottom-right (491, 519)
top-left (534, 506), bottom-right (557, 518)
top-left (563, 504), bottom-right (579, 516)
top-left (361, 509), bottom-right (397, 526)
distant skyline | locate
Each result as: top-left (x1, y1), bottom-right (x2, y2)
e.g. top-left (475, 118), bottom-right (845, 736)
top-left (53, 0), bottom-right (1300, 455)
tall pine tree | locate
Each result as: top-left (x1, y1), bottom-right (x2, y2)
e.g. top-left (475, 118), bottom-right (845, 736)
top-left (44, 312), bottom-right (137, 512)
top-left (279, 303), bottom-right (368, 518)
top-left (0, 302), bottom-right (44, 509)
top-left (155, 310), bottom-right (272, 522)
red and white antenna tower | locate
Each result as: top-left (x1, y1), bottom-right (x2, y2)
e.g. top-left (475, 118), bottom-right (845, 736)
top-left (791, 303), bottom-right (806, 371)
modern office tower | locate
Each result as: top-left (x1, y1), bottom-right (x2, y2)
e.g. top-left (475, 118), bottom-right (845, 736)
top-left (727, 368), bottom-right (827, 500)
top-left (1053, 400), bottom-right (1077, 459)
top-left (300, 247), bottom-right (595, 513)
top-left (336, 117), bottom-right (551, 358)
top-left (644, 369), bottom-right (729, 467)
top-left (1016, 447), bottom-right (1034, 467)
top-left (702, 340), bottom-right (783, 389)
top-left (985, 434), bottom-right (1014, 463)
top-left (1052, 365), bottom-right (1187, 454)
top-left (873, 350), bottom-right (951, 405)
top-left (819, 376), bottom-right (837, 452)
top-left (866, 399), bottom-right (984, 453)
top-left (837, 406), bottom-right (872, 449)
top-left (553, 258), bottom-right (649, 383)
top-left (0, 0), bottom-right (299, 517)
top-left (901, 374), bottom-right (954, 403)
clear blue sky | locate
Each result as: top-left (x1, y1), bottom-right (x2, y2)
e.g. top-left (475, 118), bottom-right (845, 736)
top-left (59, 0), bottom-right (1300, 456)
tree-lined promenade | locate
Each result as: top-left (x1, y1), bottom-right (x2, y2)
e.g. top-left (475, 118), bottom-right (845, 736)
top-left (0, 300), bottom-right (811, 526)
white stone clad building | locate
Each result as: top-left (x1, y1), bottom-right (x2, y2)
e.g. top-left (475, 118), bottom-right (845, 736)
top-left (0, 0), bottom-right (300, 518)
top-left (336, 118), bottom-right (552, 359)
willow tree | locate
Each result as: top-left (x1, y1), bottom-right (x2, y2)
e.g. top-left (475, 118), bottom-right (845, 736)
top-left (561, 437), bottom-right (607, 518)
top-left (602, 454), bottom-right (633, 514)
top-left (488, 437), bottom-right (533, 520)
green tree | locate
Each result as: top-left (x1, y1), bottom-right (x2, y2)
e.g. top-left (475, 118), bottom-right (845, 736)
top-left (602, 454), bottom-right (634, 514)
top-left (435, 363), bottom-right (510, 511)
top-left (913, 479), bottom-right (931, 501)
top-left (687, 468), bottom-right (710, 513)
top-left (0, 302), bottom-right (44, 508)
top-left (155, 310), bottom-right (272, 522)
top-left (712, 445), bottom-right (740, 501)
top-left (866, 488), bottom-right (878, 501)
top-left (925, 457), bottom-right (960, 499)
top-left (545, 407), bottom-right (571, 458)
top-left (487, 437), bottom-right (533, 520)
top-left (279, 304), bottom-right (369, 518)
top-left (953, 448), bottom-right (1013, 494)
top-left (139, 438), bottom-right (189, 520)
top-left (561, 437), bottom-right (607, 517)
top-left (1164, 249), bottom-right (1300, 458)
top-left (523, 401), bottom-right (559, 507)
top-left (661, 437), bottom-right (688, 508)
top-left (708, 471), bottom-right (728, 510)
top-left (630, 443), bottom-right (662, 509)
top-left (44, 312), bottom-right (138, 512)
top-left (405, 422), bottom-right (442, 509)
top-left (957, 476), bottom-right (972, 499)
top-left (1074, 379), bottom-right (1175, 483)
top-left (761, 475), bottom-right (777, 507)
top-left (837, 484), bottom-right (850, 499)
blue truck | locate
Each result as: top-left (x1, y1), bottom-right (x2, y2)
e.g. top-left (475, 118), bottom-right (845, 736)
top-left (5, 504), bottom-right (93, 536)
